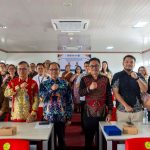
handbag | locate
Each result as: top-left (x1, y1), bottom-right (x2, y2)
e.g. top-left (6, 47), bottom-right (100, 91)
top-left (141, 92), bottom-right (150, 110)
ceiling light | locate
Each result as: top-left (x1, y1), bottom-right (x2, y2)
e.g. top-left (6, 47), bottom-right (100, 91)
top-left (143, 37), bottom-right (149, 44)
top-left (1, 38), bottom-right (5, 43)
top-left (0, 60), bottom-right (5, 63)
top-left (2, 26), bottom-right (7, 29)
top-left (69, 37), bottom-right (73, 40)
top-left (63, 0), bottom-right (72, 7)
top-left (0, 24), bottom-right (7, 29)
top-left (67, 33), bottom-right (74, 36)
top-left (133, 21), bottom-right (148, 28)
top-left (106, 46), bottom-right (114, 50)
top-left (63, 2), bottom-right (72, 7)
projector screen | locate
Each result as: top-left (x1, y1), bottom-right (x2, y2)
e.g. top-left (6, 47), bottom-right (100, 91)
top-left (58, 53), bottom-right (91, 71)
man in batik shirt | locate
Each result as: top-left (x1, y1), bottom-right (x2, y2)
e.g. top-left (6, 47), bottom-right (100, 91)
top-left (40, 62), bottom-right (72, 150)
top-left (79, 57), bottom-right (113, 150)
top-left (4, 61), bottom-right (39, 122)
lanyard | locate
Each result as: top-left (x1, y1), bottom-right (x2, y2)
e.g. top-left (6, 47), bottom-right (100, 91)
top-left (38, 75), bottom-right (44, 85)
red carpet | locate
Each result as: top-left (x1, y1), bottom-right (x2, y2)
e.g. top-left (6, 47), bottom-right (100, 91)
top-left (65, 113), bottom-right (85, 150)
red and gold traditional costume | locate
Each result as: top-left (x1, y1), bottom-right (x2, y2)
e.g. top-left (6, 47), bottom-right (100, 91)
top-left (4, 78), bottom-right (39, 122)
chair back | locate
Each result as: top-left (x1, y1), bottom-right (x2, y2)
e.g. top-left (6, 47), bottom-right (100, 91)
top-left (0, 139), bottom-right (30, 150)
top-left (126, 138), bottom-right (150, 150)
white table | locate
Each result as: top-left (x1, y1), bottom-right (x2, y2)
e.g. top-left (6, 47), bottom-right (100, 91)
top-left (0, 122), bottom-right (54, 150)
top-left (99, 121), bottom-right (150, 150)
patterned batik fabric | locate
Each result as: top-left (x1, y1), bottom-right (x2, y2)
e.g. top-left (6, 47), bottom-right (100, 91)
top-left (39, 77), bottom-right (72, 123)
top-left (79, 74), bottom-right (113, 117)
top-left (111, 70), bottom-right (144, 112)
top-left (4, 78), bottom-right (39, 121)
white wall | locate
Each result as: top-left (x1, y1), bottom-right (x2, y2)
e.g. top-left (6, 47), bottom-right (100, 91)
top-left (6, 53), bottom-right (57, 65)
top-left (0, 51), bottom-right (7, 62)
top-left (5, 52), bottom-right (143, 74)
top-left (142, 51), bottom-right (150, 73)
top-left (92, 53), bottom-right (143, 74)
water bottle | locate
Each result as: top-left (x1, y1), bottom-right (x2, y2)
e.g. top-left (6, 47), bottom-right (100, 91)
top-left (143, 108), bottom-right (148, 124)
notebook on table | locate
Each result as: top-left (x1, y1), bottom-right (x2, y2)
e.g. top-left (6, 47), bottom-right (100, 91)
top-left (104, 125), bottom-right (122, 136)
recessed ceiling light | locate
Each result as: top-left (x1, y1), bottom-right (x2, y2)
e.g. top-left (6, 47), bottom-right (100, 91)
top-left (1, 37), bottom-right (5, 43)
top-left (63, 2), bottom-right (72, 7)
top-left (133, 21), bottom-right (148, 28)
top-left (67, 33), bottom-right (74, 36)
top-left (0, 24), bottom-right (7, 29)
top-left (3, 26), bottom-right (7, 29)
top-left (106, 46), bottom-right (114, 50)
top-left (0, 60), bottom-right (5, 63)
top-left (69, 37), bottom-right (73, 40)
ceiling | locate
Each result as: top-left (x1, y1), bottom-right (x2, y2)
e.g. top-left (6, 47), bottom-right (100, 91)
top-left (0, 0), bottom-right (150, 53)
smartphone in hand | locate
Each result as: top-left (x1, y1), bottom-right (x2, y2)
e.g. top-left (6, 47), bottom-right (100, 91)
top-left (39, 121), bottom-right (49, 125)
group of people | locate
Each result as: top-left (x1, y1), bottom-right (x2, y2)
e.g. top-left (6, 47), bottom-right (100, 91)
top-left (0, 54), bottom-right (149, 150)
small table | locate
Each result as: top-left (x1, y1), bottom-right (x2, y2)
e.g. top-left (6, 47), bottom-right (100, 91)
top-left (0, 122), bottom-right (54, 150)
top-left (99, 121), bottom-right (150, 150)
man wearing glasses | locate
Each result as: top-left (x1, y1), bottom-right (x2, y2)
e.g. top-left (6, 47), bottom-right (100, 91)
top-left (39, 62), bottom-right (72, 150)
top-left (4, 61), bottom-right (39, 122)
top-left (79, 57), bottom-right (113, 150)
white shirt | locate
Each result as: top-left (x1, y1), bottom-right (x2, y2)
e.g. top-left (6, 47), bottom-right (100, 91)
top-left (76, 71), bottom-right (88, 101)
top-left (33, 74), bottom-right (48, 89)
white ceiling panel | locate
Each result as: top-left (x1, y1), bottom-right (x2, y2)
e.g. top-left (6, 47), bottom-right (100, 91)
top-left (0, 0), bottom-right (150, 53)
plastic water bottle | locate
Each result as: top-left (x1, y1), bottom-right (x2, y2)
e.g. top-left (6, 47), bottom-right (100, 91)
top-left (143, 108), bottom-right (148, 124)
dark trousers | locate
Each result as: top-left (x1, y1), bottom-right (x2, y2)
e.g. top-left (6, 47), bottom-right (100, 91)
top-left (0, 112), bottom-right (7, 121)
top-left (54, 122), bottom-right (66, 150)
top-left (80, 101), bottom-right (86, 131)
top-left (84, 113), bottom-right (106, 150)
top-left (148, 111), bottom-right (150, 121)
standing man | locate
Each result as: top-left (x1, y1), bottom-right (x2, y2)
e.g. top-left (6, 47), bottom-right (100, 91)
top-left (0, 85), bottom-right (9, 121)
top-left (4, 61), bottom-right (39, 122)
top-left (0, 62), bottom-right (7, 79)
top-left (28, 63), bottom-right (37, 78)
top-left (148, 76), bottom-right (150, 121)
top-left (33, 63), bottom-right (49, 89)
top-left (76, 61), bottom-right (89, 133)
top-left (79, 58), bottom-right (113, 150)
top-left (148, 77), bottom-right (150, 94)
top-left (111, 55), bottom-right (148, 122)
top-left (39, 62), bottom-right (72, 150)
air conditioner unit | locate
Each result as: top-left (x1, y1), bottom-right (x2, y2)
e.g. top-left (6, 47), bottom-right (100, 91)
top-left (51, 19), bottom-right (89, 32)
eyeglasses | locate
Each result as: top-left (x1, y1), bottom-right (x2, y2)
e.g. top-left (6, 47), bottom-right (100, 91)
top-left (8, 68), bottom-right (15, 70)
top-left (89, 65), bottom-right (100, 68)
top-left (84, 65), bottom-right (89, 68)
top-left (18, 68), bottom-right (27, 71)
top-left (49, 68), bottom-right (59, 71)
